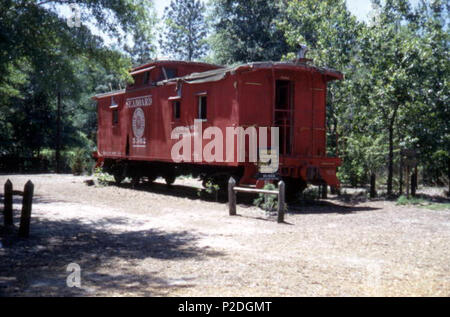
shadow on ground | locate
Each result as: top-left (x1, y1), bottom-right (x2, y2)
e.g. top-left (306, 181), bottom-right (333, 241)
top-left (287, 200), bottom-right (381, 215)
top-left (0, 214), bottom-right (223, 296)
top-left (413, 193), bottom-right (450, 204)
top-left (106, 181), bottom-right (382, 215)
top-left (115, 180), bottom-right (239, 204)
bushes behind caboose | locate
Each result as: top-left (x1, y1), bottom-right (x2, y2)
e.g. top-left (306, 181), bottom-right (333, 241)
top-left (68, 148), bottom-right (95, 175)
top-left (39, 148), bottom-right (95, 175)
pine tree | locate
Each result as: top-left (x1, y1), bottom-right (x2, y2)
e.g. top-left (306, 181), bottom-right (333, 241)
top-left (159, 0), bottom-right (208, 61)
top-left (210, 0), bottom-right (289, 64)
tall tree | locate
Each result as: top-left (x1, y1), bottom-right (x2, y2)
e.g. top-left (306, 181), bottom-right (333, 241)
top-left (358, 0), bottom-right (428, 195)
top-left (209, 0), bottom-right (289, 64)
top-left (0, 0), bottom-right (156, 171)
top-left (159, 0), bottom-right (208, 61)
top-left (125, 2), bottom-right (158, 65)
top-left (280, 0), bottom-right (367, 185)
top-left (400, 0), bottom-right (449, 187)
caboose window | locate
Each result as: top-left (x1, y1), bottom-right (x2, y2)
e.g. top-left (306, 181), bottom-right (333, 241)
top-left (173, 101), bottom-right (181, 120)
top-left (198, 96), bottom-right (207, 120)
top-left (165, 68), bottom-right (177, 80)
top-left (143, 71), bottom-right (150, 85)
top-left (112, 109), bottom-right (119, 125)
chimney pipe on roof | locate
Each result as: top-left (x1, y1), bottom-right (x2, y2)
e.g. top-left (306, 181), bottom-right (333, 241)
top-left (297, 45), bottom-right (308, 59)
top-left (294, 45), bottom-right (313, 64)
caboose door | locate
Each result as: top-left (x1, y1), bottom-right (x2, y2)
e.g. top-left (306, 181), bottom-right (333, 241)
top-left (274, 80), bottom-right (294, 156)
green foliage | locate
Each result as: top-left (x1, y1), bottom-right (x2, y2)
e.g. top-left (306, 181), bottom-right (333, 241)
top-left (0, 0), bottom-right (157, 170)
top-left (0, 0), bottom-right (448, 193)
top-left (339, 134), bottom-right (387, 187)
top-left (421, 203), bottom-right (450, 211)
top-left (281, 0), bottom-right (449, 192)
top-left (204, 180), bottom-right (220, 194)
top-left (69, 148), bottom-right (94, 176)
top-left (209, 0), bottom-right (289, 64)
top-left (94, 168), bottom-right (114, 186)
top-left (124, 1), bottom-right (158, 65)
top-left (300, 187), bottom-right (320, 201)
top-left (396, 195), bottom-right (450, 211)
top-left (253, 184), bottom-right (278, 211)
top-left (159, 0), bottom-right (208, 61)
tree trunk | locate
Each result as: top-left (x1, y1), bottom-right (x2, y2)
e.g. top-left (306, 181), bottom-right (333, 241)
top-left (406, 165), bottom-right (410, 199)
top-left (399, 154), bottom-right (403, 195)
top-left (448, 158), bottom-right (450, 196)
top-left (387, 124), bottom-right (394, 196)
top-left (370, 173), bottom-right (377, 199)
top-left (56, 91), bottom-right (62, 174)
top-left (411, 166), bottom-right (418, 197)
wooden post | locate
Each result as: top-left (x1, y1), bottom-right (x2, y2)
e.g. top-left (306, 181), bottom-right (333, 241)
top-left (321, 184), bottom-right (328, 199)
top-left (4, 180), bottom-right (13, 226)
top-left (277, 181), bottom-right (285, 223)
top-left (370, 173), bottom-right (377, 199)
top-left (228, 177), bottom-right (236, 216)
top-left (18, 181), bottom-right (34, 238)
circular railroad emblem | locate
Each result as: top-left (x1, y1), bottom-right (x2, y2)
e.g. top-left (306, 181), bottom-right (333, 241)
top-left (132, 108), bottom-right (145, 138)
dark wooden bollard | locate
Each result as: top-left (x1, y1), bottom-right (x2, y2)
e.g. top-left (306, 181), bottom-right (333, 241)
top-left (370, 173), bottom-right (377, 199)
top-left (18, 181), bottom-right (34, 238)
top-left (228, 177), bottom-right (236, 216)
top-left (277, 181), bottom-right (286, 223)
top-left (4, 179), bottom-right (13, 226)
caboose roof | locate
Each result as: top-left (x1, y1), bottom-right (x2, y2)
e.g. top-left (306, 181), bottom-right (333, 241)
top-left (131, 60), bottom-right (223, 72)
top-left (93, 89), bottom-right (126, 100)
top-left (158, 61), bottom-right (343, 85)
top-left (93, 61), bottom-right (343, 99)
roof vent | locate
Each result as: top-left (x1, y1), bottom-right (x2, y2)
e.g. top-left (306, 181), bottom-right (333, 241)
top-left (294, 45), bottom-right (313, 64)
top-left (297, 45), bottom-right (309, 59)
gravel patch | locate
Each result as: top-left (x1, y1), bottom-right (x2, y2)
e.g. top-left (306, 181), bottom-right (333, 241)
top-left (0, 174), bottom-right (449, 296)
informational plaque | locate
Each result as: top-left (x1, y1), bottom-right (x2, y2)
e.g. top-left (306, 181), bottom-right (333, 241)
top-left (256, 148), bottom-right (280, 180)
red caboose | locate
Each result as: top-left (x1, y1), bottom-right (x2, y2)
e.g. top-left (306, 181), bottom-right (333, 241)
top-left (93, 59), bottom-right (343, 199)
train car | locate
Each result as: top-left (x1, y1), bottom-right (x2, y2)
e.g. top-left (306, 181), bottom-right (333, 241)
top-left (93, 59), bottom-right (343, 199)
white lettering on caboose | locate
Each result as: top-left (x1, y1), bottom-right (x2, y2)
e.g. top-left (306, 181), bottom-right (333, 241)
top-left (126, 95), bottom-right (152, 108)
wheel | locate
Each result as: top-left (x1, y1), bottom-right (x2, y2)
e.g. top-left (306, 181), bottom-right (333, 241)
top-left (147, 175), bottom-right (157, 184)
top-left (112, 167), bottom-right (125, 185)
top-left (113, 173), bottom-right (125, 185)
top-left (131, 176), bottom-right (141, 187)
top-left (283, 178), bottom-right (307, 202)
top-left (164, 174), bottom-right (176, 186)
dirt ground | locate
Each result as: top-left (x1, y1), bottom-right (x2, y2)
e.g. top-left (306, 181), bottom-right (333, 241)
top-left (0, 174), bottom-right (449, 297)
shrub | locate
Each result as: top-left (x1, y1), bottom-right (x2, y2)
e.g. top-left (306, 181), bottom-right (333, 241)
top-left (253, 184), bottom-right (278, 211)
top-left (396, 195), bottom-right (426, 206)
top-left (69, 148), bottom-right (95, 176)
top-left (300, 187), bottom-right (320, 200)
top-left (94, 168), bottom-right (114, 186)
top-left (70, 148), bottom-right (85, 175)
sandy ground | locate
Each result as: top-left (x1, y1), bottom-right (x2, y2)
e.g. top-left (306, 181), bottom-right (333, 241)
top-left (0, 174), bottom-right (449, 297)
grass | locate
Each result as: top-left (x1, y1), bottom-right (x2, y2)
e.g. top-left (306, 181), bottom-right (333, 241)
top-left (396, 195), bottom-right (450, 211)
top-left (396, 195), bottom-right (426, 206)
top-left (420, 203), bottom-right (450, 211)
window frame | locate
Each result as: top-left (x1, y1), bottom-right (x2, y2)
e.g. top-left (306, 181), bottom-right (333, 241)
top-left (143, 71), bottom-right (151, 85)
top-left (112, 108), bottom-right (119, 126)
top-left (197, 94), bottom-right (208, 122)
top-left (173, 100), bottom-right (181, 121)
